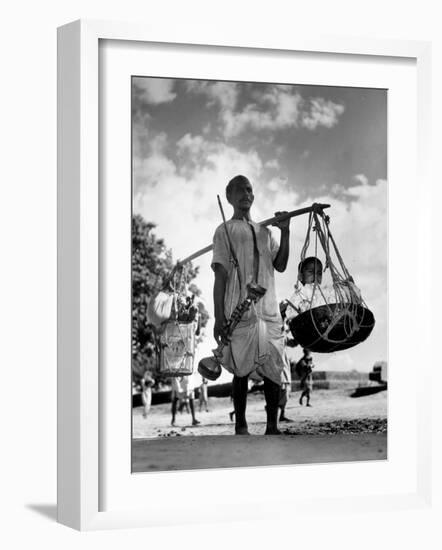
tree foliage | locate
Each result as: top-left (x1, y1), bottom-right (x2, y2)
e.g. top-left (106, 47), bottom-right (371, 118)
top-left (132, 214), bottom-right (209, 387)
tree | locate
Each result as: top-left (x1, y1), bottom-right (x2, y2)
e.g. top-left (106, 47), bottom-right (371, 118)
top-left (132, 214), bottom-right (208, 387)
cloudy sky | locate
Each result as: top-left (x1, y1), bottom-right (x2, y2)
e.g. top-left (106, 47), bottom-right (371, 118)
top-left (132, 76), bottom-right (387, 378)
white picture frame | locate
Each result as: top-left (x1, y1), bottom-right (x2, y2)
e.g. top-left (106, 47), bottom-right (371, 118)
top-left (57, 19), bottom-right (432, 531)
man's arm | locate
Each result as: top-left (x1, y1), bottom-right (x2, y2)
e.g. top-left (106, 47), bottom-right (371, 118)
top-left (272, 211), bottom-right (290, 272)
top-left (213, 263), bottom-right (228, 344)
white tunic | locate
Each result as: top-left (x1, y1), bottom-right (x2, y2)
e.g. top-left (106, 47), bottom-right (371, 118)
top-left (285, 281), bottom-right (362, 321)
top-left (211, 219), bottom-right (288, 385)
top-left (285, 283), bottom-right (333, 320)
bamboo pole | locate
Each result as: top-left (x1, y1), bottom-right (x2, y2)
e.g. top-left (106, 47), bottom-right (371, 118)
top-left (176, 203), bottom-right (330, 265)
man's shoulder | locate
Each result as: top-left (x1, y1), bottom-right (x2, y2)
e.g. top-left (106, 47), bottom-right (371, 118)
top-left (251, 221), bottom-right (269, 233)
top-left (213, 220), bottom-right (236, 234)
top-left (212, 223), bottom-right (226, 243)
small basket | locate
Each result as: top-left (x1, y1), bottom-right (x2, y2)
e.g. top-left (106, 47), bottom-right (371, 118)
top-left (289, 303), bottom-right (375, 353)
top-left (158, 320), bottom-right (196, 376)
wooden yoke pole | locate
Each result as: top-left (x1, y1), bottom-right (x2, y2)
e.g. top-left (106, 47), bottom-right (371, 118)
top-left (176, 203), bottom-right (330, 266)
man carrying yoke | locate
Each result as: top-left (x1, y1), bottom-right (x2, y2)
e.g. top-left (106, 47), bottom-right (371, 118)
top-left (211, 175), bottom-right (291, 435)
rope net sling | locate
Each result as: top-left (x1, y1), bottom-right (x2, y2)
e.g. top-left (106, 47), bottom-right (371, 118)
top-left (289, 209), bottom-right (375, 353)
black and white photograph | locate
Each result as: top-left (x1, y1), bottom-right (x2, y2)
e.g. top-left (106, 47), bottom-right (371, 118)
top-left (4, 0), bottom-right (439, 542)
top-left (131, 76), bottom-right (387, 472)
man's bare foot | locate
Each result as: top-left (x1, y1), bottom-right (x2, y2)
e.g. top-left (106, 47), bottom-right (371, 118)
top-left (306, 403), bottom-right (312, 407)
top-left (279, 416), bottom-right (292, 422)
top-left (265, 427), bottom-right (282, 435)
top-left (192, 419), bottom-right (201, 426)
top-left (235, 424), bottom-right (250, 435)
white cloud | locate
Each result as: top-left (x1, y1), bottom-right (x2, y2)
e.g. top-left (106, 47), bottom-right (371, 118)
top-left (267, 176), bottom-right (288, 192)
top-left (186, 81), bottom-right (239, 110)
top-left (176, 133), bottom-right (209, 157)
top-left (262, 86), bottom-right (303, 125)
top-left (301, 97), bottom-right (345, 130)
top-left (133, 154), bottom-right (176, 191)
top-left (133, 133), bottom-right (176, 190)
top-left (353, 173), bottom-right (369, 186)
top-left (134, 78), bottom-right (177, 104)
top-left (186, 83), bottom-right (346, 138)
top-left (265, 159), bottom-right (280, 169)
top-left (134, 136), bottom-right (266, 250)
top-left (221, 87), bottom-right (303, 137)
top-left (175, 133), bottom-right (264, 185)
top-left (132, 112), bottom-right (151, 159)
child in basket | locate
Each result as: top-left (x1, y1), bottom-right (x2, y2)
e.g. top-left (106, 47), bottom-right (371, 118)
top-left (285, 257), bottom-right (361, 321)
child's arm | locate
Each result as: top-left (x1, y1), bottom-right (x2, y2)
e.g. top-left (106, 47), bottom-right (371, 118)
top-left (285, 288), bottom-right (303, 319)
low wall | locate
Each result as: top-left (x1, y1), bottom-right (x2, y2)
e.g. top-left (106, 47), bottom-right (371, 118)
top-left (301, 370), bottom-right (370, 390)
top-left (133, 381), bottom-right (233, 407)
top-left (133, 371), bottom-right (372, 407)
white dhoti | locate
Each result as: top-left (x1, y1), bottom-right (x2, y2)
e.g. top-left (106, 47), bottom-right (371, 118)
top-left (221, 311), bottom-right (287, 385)
top-left (212, 219), bottom-right (289, 386)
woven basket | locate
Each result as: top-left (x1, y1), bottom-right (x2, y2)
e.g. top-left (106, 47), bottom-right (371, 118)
top-left (289, 303), bottom-right (375, 353)
top-left (158, 320), bottom-right (196, 376)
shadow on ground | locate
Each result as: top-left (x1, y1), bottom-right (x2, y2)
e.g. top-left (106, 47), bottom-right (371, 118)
top-left (26, 504), bottom-right (57, 522)
top-left (132, 432), bottom-right (387, 472)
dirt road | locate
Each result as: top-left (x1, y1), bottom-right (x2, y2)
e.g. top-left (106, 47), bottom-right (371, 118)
top-left (132, 389), bottom-right (387, 472)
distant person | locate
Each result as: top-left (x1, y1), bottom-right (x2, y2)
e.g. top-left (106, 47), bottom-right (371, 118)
top-left (199, 377), bottom-right (209, 412)
top-left (171, 375), bottom-right (200, 426)
top-left (178, 397), bottom-right (190, 414)
top-left (141, 370), bottom-right (155, 418)
top-left (296, 349), bottom-right (314, 407)
top-left (278, 301), bottom-right (294, 422)
top-left (278, 353), bottom-right (293, 421)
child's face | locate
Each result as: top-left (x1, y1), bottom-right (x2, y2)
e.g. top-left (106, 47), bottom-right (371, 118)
top-left (301, 262), bottom-right (323, 284)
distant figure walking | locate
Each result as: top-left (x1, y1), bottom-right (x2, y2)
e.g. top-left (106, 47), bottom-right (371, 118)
top-left (278, 300), bottom-right (295, 422)
top-left (141, 370), bottom-right (155, 418)
top-left (178, 398), bottom-right (190, 414)
top-left (297, 349), bottom-right (314, 407)
top-left (278, 360), bottom-right (292, 420)
top-left (199, 377), bottom-right (209, 412)
top-left (171, 375), bottom-right (200, 426)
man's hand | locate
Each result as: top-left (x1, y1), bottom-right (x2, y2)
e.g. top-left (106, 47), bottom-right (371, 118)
top-left (312, 203), bottom-right (325, 214)
top-left (272, 211), bottom-right (290, 231)
top-left (214, 317), bottom-right (229, 345)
